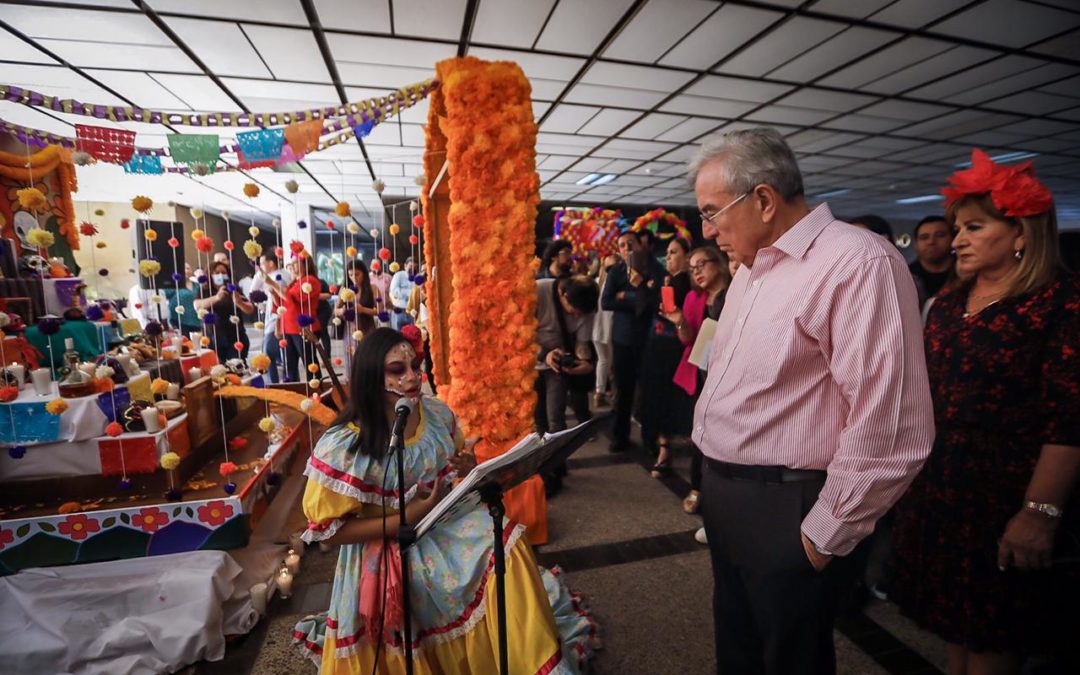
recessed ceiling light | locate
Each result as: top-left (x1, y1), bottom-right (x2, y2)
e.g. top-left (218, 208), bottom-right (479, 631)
top-left (895, 194), bottom-right (943, 204)
top-left (576, 173), bottom-right (601, 186)
top-left (954, 151), bottom-right (1038, 168)
top-left (814, 189), bottom-right (850, 199)
top-left (590, 174), bottom-right (617, 186)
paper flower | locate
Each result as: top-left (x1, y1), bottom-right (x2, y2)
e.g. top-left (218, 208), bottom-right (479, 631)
top-left (219, 461), bottom-right (238, 477)
top-left (27, 227), bottom-right (54, 249)
top-left (300, 399), bottom-right (314, 412)
top-left (243, 183), bottom-right (260, 198)
top-left (196, 237), bottom-right (214, 253)
top-left (250, 353), bottom-right (271, 372)
top-left (17, 187), bottom-right (48, 211)
top-left (389, 223), bottom-right (401, 236)
top-left (307, 363), bottom-right (319, 374)
top-left (210, 364), bottom-right (228, 380)
top-left (413, 173), bottom-right (426, 186)
top-left (228, 437), bottom-right (248, 450)
top-left (335, 202), bottom-right (351, 217)
top-left (243, 240), bottom-right (263, 259)
top-left (86, 305), bottom-right (104, 321)
top-left (193, 163), bottom-right (211, 176)
top-left (151, 378), bottom-right (170, 395)
top-left (229, 315), bottom-right (241, 325)
top-left (342, 308), bottom-right (356, 322)
top-left (160, 451), bottom-right (180, 470)
top-left (105, 421), bottom-right (124, 437)
top-left (370, 228), bottom-right (380, 238)
top-left (258, 416), bottom-right (276, 432)
top-left (352, 330), bottom-right (364, 340)
top-left (131, 195), bottom-right (153, 213)
top-left (95, 365), bottom-right (115, 380)
top-left (285, 179), bottom-right (299, 194)
top-left (297, 313), bottom-right (315, 328)
top-left (139, 260), bottom-right (161, 277)
top-left (253, 320), bottom-right (264, 330)
top-left (144, 229), bottom-right (158, 242)
top-left (326, 221), bottom-right (335, 230)
top-left (223, 482), bottom-right (237, 495)
top-left (412, 214), bottom-right (425, 227)
top-left (79, 222), bottom-right (98, 236)
top-left (409, 200), bottom-right (419, 212)
top-left (297, 220), bottom-right (308, 230)
top-left (120, 219), bottom-right (130, 229)
top-left (289, 240), bottom-right (305, 254)
top-left (223, 240), bottom-right (235, 252)
top-left (309, 378), bottom-right (321, 389)
top-left (338, 288), bottom-right (356, 302)
top-left (8, 445), bottom-right (26, 459)
top-left (202, 312), bottom-right (217, 325)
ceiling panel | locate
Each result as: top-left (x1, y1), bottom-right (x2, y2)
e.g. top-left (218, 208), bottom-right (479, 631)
top-left (36, 39), bottom-right (199, 73)
top-left (895, 109), bottom-right (1025, 140)
top-left (3, 63), bottom-right (127, 104)
top-left (620, 113), bottom-right (686, 139)
top-left (768, 26), bottom-right (899, 82)
top-left (819, 37), bottom-right (962, 90)
top-left (858, 99), bottom-right (955, 121)
top-left (146, 0), bottom-right (308, 24)
top-left (932, 0), bottom-right (1080, 49)
top-left (773, 88), bottom-right (880, 113)
top-left (337, 63), bottom-right (435, 88)
top-left (859, 45), bottom-right (998, 95)
top-left (540, 104), bottom-right (601, 133)
top-left (581, 62), bottom-right (696, 92)
top-left (820, 114), bottom-right (908, 133)
top-left (908, 55), bottom-right (1049, 100)
top-left (85, 69), bottom-right (191, 109)
top-left (717, 16), bottom-right (848, 77)
top-left (577, 108), bottom-right (641, 136)
top-left (659, 95), bottom-right (758, 118)
top-left (985, 91), bottom-right (1080, 116)
top-left (393, 0), bottom-right (468, 40)
top-left (151, 73), bottom-right (242, 111)
top-left (1030, 27), bottom-right (1080, 60)
top-left (470, 0), bottom-right (556, 48)
top-left (563, 83), bottom-right (667, 109)
top-left (466, 47), bottom-right (584, 81)
top-left (654, 117), bottom-right (721, 142)
top-left (943, 63), bottom-right (1080, 105)
top-left (535, 0), bottom-right (637, 55)
top-left (659, 3), bottom-right (783, 69)
top-left (868, 0), bottom-right (977, 29)
top-left (162, 18), bottom-right (272, 78)
top-left (315, 0), bottom-right (393, 33)
top-left (0, 30), bottom-right (57, 64)
top-left (242, 25), bottom-right (332, 83)
top-left (603, 0), bottom-right (716, 63)
top-left (329, 34), bottom-right (455, 70)
top-left (0, 5), bottom-right (171, 45)
top-left (744, 105), bottom-right (839, 126)
top-left (221, 79), bottom-right (340, 111)
top-left (683, 75), bottom-right (793, 103)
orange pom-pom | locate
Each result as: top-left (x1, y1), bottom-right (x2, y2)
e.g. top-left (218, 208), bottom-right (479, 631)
top-left (219, 461), bottom-right (238, 477)
top-left (307, 363), bottom-right (319, 374)
top-left (196, 237), bottom-right (214, 253)
top-left (105, 421), bottom-right (124, 437)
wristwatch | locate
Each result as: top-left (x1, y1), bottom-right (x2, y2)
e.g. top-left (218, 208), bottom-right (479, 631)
top-left (1024, 500), bottom-right (1063, 518)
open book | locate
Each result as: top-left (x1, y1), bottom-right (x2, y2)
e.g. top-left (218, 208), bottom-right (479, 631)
top-left (414, 420), bottom-right (600, 538)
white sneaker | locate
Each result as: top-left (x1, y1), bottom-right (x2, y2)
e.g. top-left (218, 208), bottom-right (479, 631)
top-left (694, 527), bottom-right (708, 545)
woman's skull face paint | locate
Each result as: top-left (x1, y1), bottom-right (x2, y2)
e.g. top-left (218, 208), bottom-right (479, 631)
top-left (384, 342), bottom-right (421, 398)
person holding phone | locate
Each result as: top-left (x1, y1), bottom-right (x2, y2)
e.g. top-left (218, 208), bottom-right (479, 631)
top-left (193, 260), bottom-right (254, 362)
top-left (637, 237), bottom-right (693, 476)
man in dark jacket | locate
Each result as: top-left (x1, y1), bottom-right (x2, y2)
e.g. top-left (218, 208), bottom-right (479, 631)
top-left (601, 230), bottom-right (663, 452)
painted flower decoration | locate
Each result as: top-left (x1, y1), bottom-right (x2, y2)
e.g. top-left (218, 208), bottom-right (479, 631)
top-left (58, 514), bottom-right (101, 541)
top-left (16, 187), bottom-right (48, 211)
top-left (27, 227), bottom-right (55, 249)
top-left (338, 288), bottom-right (356, 302)
top-left (197, 500), bottom-right (234, 527)
top-left (79, 222), bottom-right (98, 236)
top-left (139, 260), bottom-right (161, 278)
top-left (335, 202), bottom-right (351, 217)
top-left (258, 416), bottom-right (276, 433)
top-left (131, 506), bottom-right (170, 533)
top-left (243, 183), bottom-right (260, 198)
top-left (131, 195), bottom-right (153, 213)
top-left (243, 239), bottom-right (263, 259)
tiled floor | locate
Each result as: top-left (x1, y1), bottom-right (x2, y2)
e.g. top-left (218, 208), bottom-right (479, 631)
top-left (189, 409), bottom-right (953, 675)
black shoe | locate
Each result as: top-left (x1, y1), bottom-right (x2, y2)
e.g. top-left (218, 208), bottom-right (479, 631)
top-left (609, 440), bottom-right (628, 453)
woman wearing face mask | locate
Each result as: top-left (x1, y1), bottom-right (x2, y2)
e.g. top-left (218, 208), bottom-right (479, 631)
top-left (335, 259), bottom-right (379, 355)
top-left (292, 328), bottom-right (599, 674)
top-left (264, 253), bottom-right (323, 382)
top-left (891, 151), bottom-right (1080, 675)
top-left (193, 261), bottom-right (254, 362)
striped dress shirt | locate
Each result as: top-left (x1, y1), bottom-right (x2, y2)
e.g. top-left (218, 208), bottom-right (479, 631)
top-left (692, 204), bottom-right (934, 556)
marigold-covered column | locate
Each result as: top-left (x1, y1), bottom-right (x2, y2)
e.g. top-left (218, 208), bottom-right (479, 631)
top-left (422, 56), bottom-right (547, 544)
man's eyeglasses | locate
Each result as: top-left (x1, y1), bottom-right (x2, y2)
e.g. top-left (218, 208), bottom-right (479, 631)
top-left (689, 259), bottom-right (718, 273)
top-left (700, 192), bottom-right (748, 224)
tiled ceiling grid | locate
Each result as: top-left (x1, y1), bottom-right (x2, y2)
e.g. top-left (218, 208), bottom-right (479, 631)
top-left (0, 0), bottom-right (1078, 225)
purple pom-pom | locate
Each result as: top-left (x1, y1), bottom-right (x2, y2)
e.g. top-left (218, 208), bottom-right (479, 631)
top-left (249, 290), bottom-right (267, 304)
top-left (86, 305), bottom-right (104, 321)
top-left (202, 312), bottom-right (217, 325)
top-left (226, 283), bottom-right (237, 293)
top-left (99, 268), bottom-right (109, 276)
top-left (197, 275), bottom-right (209, 284)
top-left (297, 220), bottom-right (308, 229)
top-left (165, 488), bottom-right (183, 502)
top-left (412, 274), bottom-right (426, 285)
top-left (375, 296), bottom-right (384, 305)
top-left (37, 316), bottom-right (61, 335)
top-left (274, 273), bottom-right (283, 282)
top-left (145, 321), bottom-right (164, 337)
top-left (148, 255), bottom-right (158, 262)
top-left (118, 477), bottom-right (132, 490)
top-left (171, 272), bottom-right (183, 282)
top-left (8, 445), bottom-right (26, 459)
top-left (223, 481), bottom-right (237, 495)
top-left (377, 311), bottom-right (390, 322)
top-left (297, 314), bottom-right (314, 328)
top-left (343, 308), bottom-right (356, 322)
top-left (407, 274), bottom-right (416, 283)
top-left (266, 471), bottom-right (281, 487)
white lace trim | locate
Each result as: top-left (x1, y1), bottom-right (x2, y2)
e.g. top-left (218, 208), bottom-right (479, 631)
top-left (304, 461), bottom-right (459, 513)
top-left (301, 516), bottom-right (344, 544)
top-left (332, 523), bottom-right (527, 659)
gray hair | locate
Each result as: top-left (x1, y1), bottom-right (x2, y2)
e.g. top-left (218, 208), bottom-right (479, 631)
top-left (687, 127), bottom-right (804, 202)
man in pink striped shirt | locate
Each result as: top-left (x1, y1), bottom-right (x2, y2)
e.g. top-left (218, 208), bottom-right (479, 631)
top-left (690, 128), bottom-right (934, 675)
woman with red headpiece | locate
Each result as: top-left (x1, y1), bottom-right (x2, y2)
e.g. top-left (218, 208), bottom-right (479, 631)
top-left (891, 150), bottom-right (1079, 675)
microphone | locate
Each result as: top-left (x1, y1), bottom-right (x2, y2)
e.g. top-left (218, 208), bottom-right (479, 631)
top-left (389, 397), bottom-right (415, 452)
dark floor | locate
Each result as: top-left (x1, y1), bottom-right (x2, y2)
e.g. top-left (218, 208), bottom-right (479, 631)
top-left (190, 410), bottom-right (950, 675)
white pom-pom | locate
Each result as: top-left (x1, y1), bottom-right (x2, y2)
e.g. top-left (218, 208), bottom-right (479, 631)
top-left (309, 378), bottom-right (321, 389)
top-left (372, 179), bottom-right (385, 195)
top-left (254, 321), bottom-right (265, 330)
top-left (352, 330), bottom-right (364, 340)
top-left (409, 200), bottom-right (418, 212)
top-left (370, 228), bottom-right (380, 238)
top-left (210, 364), bottom-right (227, 379)
top-left (301, 282), bottom-right (312, 293)
top-left (346, 222), bottom-right (360, 234)
top-left (248, 226), bottom-right (259, 237)
top-left (331, 317), bottom-right (342, 326)
top-left (191, 207), bottom-right (204, 219)
top-left (95, 366), bottom-right (115, 380)
top-left (413, 174), bottom-right (426, 187)
top-left (197, 308), bottom-right (209, 319)
top-left (229, 315), bottom-right (241, 324)
top-left (175, 306), bottom-right (186, 315)
top-left (277, 306), bottom-right (286, 316)
top-left (272, 218), bottom-right (281, 227)
top-left (300, 399), bottom-right (314, 412)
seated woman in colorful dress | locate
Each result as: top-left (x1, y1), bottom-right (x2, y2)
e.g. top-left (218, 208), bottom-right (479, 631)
top-left (293, 327), bottom-right (599, 674)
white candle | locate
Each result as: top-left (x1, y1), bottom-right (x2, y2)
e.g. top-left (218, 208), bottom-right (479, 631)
top-left (141, 407), bottom-right (162, 433)
top-left (189, 332), bottom-right (202, 348)
top-left (285, 549), bottom-right (301, 575)
top-left (31, 368), bottom-right (52, 396)
top-left (249, 582), bottom-right (268, 615)
top-left (166, 383), bottom-right (180, 401)
top-left (188, 367), bottom-right (203, 382)
top-left (277, 568), bottom-right (293, 599)
top-left (8, 364), bottom-right (25, 390)
top-left (171, 335), bottom-right (183, 352)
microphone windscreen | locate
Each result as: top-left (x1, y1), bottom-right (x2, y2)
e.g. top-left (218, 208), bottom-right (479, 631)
top-left (394, 397), bottom-right (415, 415)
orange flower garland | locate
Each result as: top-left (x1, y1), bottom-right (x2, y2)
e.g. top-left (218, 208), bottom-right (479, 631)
top-left (424, 57), bottom-right (546, 542)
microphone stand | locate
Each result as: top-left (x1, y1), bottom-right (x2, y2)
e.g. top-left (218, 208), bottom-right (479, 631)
top-left (478, 480), bottom-right (510, 675)
top-left (389, 400), bottom-right (416, 675)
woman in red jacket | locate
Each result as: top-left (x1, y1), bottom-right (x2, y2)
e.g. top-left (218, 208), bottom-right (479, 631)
top-left (267, 253), bottom-right (322, 382)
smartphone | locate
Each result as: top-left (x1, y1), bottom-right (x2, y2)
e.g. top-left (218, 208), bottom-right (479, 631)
top-left (661, 286), bottom-right (676, 314)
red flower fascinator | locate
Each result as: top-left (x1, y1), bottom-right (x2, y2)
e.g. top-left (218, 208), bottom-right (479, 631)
top-left (400, 324), bottom-right (424, 357)
top-left (941, 149), bottom-right (1052, 218)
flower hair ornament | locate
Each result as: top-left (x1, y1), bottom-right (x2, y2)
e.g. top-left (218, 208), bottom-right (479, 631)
top-left (401, 324), bottom-right (425, 357)
top-left (941, 149), bottom-right (1053, 218)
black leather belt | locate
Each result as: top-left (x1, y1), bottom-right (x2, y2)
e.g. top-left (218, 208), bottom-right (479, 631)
top-left (705, 458), bottom-right (825, 484)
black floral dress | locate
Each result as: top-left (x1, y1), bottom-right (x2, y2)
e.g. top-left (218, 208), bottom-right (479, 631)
top-left (892, 275), bottom-right (1080, 653)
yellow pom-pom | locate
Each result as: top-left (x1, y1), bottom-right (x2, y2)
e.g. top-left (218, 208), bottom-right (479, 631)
top-left (243, 239), bottom-right (263, 260)
top-left (389, 261), bottom-right (401, 273)
top-left (131, 195), bottom-right (153, 213)
top-left (45, 399), bottom-right (69, 415)
top-left (160, 451), bottom-right (181, 470)
top-left (301, 282), bottom-right (313, 294)
top-left (389, 223), bottom-right (401, 236)
top-left (17, 187), bottom-right (48, 211)
top-left (308, 378), bottom-right (320, 389)
top-left (346, 222), bottom-right (360, 234)
top-left (254, 321), bottom-right (265, 330)
top-left (370, 228), bottom-right (380, 238)
top-left (94, 208), bottom-right (105, 217)
top-left (191, 207), bottom-right (204, 219)
top-left (335, 202), bottom-right (351, 217)
top-left (191, 229), bottom-right (205, 241)
top-left (338, 288), bottom-right (356, 302)
top-left (300, 399), bottom-right (314, 412)
top-left (139, 260), bottom-right (161, 278)
top-left (243, 183), bottom-right (260, 198)
top-left (353, 330), bottom-right (364, 340)
top-left (96, 241), bottom-right (107, 249)
top-left (258, 416), bottom-right (275, 433)
top-left (307, 363), bottom-right (319, 374)
top-left (26, 227), bottom-right (55, 249)
top-left (346, 246), bottom-right (357, 258)
top-left (250, 353), bottom-right (271, 372)
top-left (150, 378), bottom-right (170, 395)
top-left (144, 229), bottom-right (158, 242)
top-left (200, 336), bottom-right (211, 347)
top-left (248, 226), bottom-right (259, 237)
